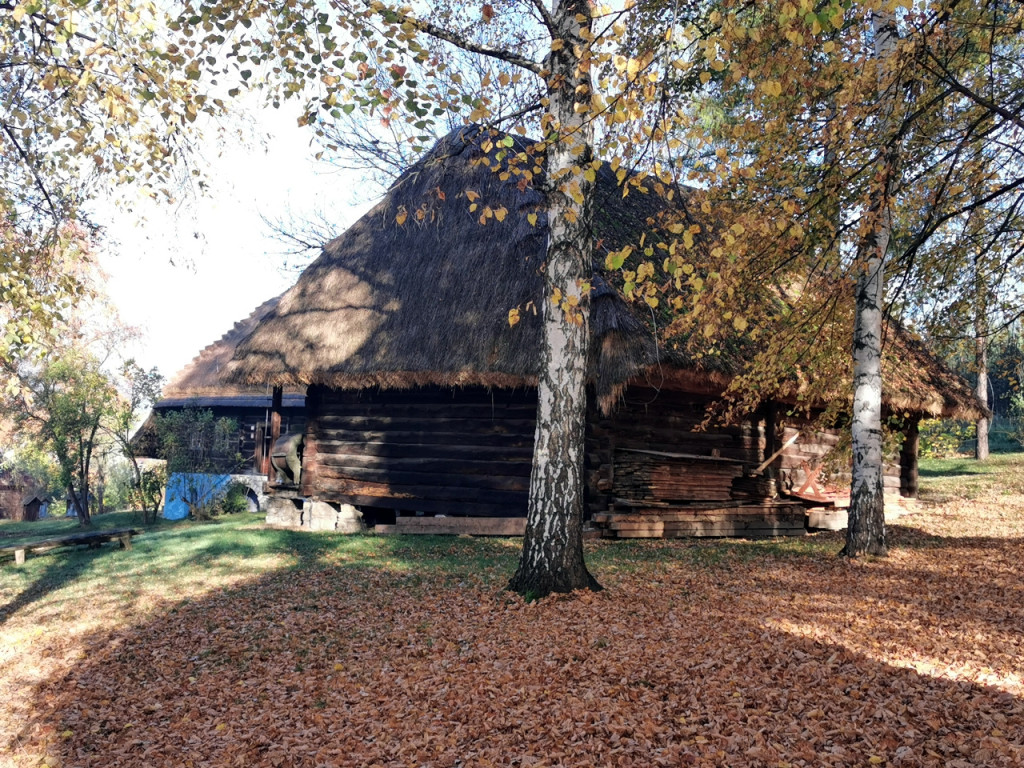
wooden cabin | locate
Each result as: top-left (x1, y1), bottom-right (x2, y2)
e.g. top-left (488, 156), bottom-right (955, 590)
top-left (223, 127), bottom-right (983, 537)
top-left (136, 296), bottom-right (306, 514)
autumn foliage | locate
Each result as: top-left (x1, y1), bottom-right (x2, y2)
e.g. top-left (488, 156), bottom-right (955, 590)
top-left (2, 481), bottom-right (1022, 767)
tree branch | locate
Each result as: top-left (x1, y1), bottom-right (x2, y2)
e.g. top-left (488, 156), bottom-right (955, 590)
top-left (2, 123), bottom-right (60, 222)
top-left (921, 51), bottom-right (1024, 132)
top-left (386, 7), bottom-right (543, 75)
top-left (527, 0), bottom-right (555, 36)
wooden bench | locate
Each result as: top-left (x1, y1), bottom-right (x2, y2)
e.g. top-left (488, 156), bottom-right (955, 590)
top-left (0, 528), bottom-right (142, 566)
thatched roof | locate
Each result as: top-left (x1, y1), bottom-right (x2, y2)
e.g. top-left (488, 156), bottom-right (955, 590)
top-left (225, 126), bottom-right (659, 408)
top-left (882, 328), bottom-right (984, 420)
top-left (159, 295), bottom-right (304, 409)
top-left (225, 126), bottom-right (982, 420)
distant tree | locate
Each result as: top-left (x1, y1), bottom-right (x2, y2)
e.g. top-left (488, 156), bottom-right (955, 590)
top-left (5, 350), bottom-right (118, 525)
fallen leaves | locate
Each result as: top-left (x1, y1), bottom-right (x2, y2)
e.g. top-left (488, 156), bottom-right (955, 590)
top-left (1, 497), bottom-right (1023, 766)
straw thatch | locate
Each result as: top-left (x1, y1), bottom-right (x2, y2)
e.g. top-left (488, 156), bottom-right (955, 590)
top-left (225, 125), bottom-right (659, 408)
top-left (882, 328), bottom-right (984, 420)
top-left (225, 126), bottom-right (982, 420)
top-left (161, 295), bottom-right (303, 408)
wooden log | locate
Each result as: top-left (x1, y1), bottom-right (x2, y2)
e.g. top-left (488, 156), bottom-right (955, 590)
top-left (317, 415), bottom-right (538, 432)
top-left (313, 453), bottom-right (533, 478)
top-left (615, 447), bottom-right (745, 464)
top-left (314, 465), bottom-right (530, 493)
top-left (313, 432), bottom-right (534, 458)
top-left (338, 495), bottom-right (523, 517)
top-left (395, 516), bottom-right (527, 536)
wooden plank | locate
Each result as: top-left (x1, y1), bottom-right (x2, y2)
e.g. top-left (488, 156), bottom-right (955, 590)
top-left (395, 516), bottom-right (527, 536)
top-left (616, 447), bottom-right (745, 464)
top-left (2, 528), bottom-right (142, 565)
top-left (332, 494), bottom-right (525, 517)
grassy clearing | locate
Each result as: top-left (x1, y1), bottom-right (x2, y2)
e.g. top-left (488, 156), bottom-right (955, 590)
top-left (918, 452), bottom-right (1024, 501)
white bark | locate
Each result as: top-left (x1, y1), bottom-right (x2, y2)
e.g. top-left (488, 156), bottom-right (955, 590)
top-left (975, 260), bottom-right (990, 460)
top-left (509, 0), bottom-right (600, 596)
top-left (844, 9), bottom-right (899, 558)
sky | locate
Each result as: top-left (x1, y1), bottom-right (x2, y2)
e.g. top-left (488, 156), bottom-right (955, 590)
top-left (97, 104), bottom-right (378, 381)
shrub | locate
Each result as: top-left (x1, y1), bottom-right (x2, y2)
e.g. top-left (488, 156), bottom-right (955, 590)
top-left (1009, 393), bottom-right (1024, 449)
top-left (217, 482), bottom-right (251, 515)
top-left (919, 419), bottom-right (976, 458)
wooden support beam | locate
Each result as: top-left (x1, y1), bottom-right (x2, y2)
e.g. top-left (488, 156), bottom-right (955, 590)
top-left (900, 417), bottom-right (920, 499)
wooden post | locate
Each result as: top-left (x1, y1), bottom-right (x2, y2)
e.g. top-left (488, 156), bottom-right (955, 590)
top-left (763, 403), bottom-right (778, 468)
top-left (269, 385), bottom-right (283, 483)
top-left (900, 417), bottom-right (920, 499)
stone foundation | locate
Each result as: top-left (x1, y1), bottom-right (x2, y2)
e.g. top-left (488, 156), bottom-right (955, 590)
top-left (265, 496), bottom-right (364, 533)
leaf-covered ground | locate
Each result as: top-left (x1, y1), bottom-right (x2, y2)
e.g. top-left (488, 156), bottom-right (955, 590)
top-left (2, 467), bottom-right (1022, 767)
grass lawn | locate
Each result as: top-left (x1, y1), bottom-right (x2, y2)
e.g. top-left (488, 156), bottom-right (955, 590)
top-left (1, 457), bottom-right (1022, 767)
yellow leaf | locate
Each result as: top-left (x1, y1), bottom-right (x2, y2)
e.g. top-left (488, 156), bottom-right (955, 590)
top-left (527, 213), bottom-right (538, 226)
top-left (465, 190), bottom-right (480, 202)
top-left (867, 758), bottom-right (883, 765)
top-left (395, 209), bottom-right (407, 226)
top-left (550, 38), bottom-right (564, 51)
top-left (508, 308), bottom-right (520, 327)
top-left (699, 71), bottom-right (711, 85)
top-left (733, 316), bottom-right (748, 332)
top-left (493, 206), bottom-right (507, 222)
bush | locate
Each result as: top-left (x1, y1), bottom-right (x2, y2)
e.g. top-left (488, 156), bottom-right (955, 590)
top-left (1009, 393), bottom-right (1024, 449)
top-left (217, 482), bottom-right (251, 516)
top-left (919, 419), bottom-right (976, 458)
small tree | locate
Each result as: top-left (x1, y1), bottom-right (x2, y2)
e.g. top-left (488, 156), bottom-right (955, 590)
top-left (108, 361), bottom-right (165, 523)
top-left (6, 350), bottom-right (118, 526)
top-left (155, 407), bottom-right (242, 520)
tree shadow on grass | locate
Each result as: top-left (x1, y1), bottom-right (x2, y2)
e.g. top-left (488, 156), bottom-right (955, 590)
top-left (7, 542), bottom-right (1024, 768)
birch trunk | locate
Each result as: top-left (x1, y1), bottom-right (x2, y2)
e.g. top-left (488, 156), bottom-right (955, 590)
top-left (842, 9), bottom-right (899, 558)
top-left (975, 259), bottom-right (990, 460)
top-left (509, 0), bottom-right (600, 597)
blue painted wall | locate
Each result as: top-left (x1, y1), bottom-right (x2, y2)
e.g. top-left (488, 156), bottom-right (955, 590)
top-left (163, 473), bottom-right (232, 520)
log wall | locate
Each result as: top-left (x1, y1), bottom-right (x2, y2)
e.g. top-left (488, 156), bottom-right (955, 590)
top-left (777, 423), bottom-right (900, 496)
top-left (302, 386), bottom-right (536, 518)
top-left (586, 387), bottom-right (764, 515)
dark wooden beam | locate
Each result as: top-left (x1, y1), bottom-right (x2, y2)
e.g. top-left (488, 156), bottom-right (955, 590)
top-left (900, 417), bottom-right (920, 499)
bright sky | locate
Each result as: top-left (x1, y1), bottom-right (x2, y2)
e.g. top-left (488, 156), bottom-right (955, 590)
top-left (98, 104), bottom-right (378, 381)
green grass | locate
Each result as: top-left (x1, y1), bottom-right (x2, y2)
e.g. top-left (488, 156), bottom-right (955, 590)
top-left (918, 451), bottom-right (1024, 500)
top-left (3, 454), bottom-right (1020, 627)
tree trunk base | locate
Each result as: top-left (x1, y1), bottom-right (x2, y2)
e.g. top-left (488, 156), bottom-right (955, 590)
top-left (508, 567), bottom-right (602, 600)
top-left (840, 483), bottom-right (887, 558)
